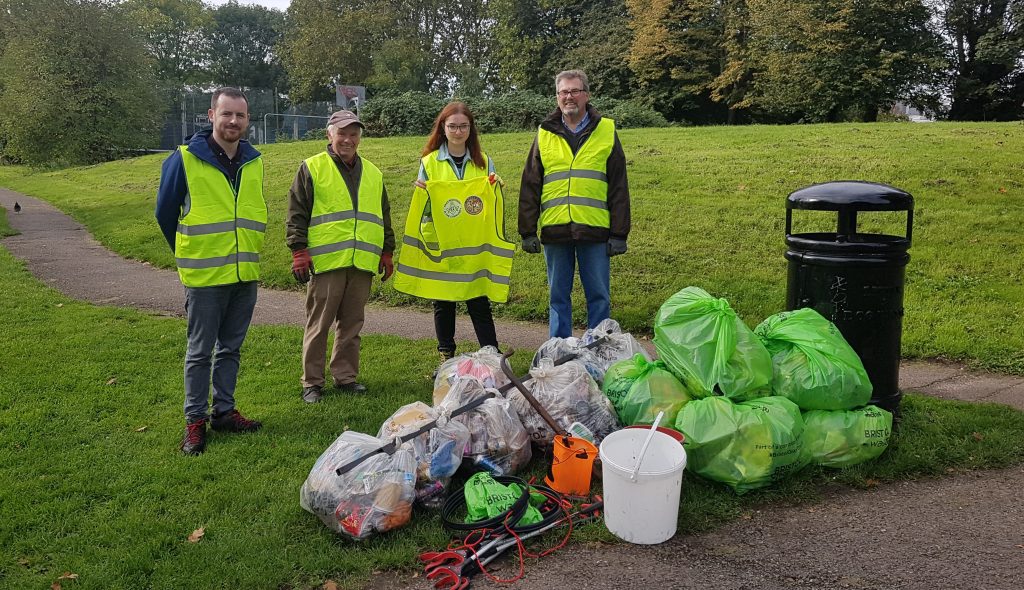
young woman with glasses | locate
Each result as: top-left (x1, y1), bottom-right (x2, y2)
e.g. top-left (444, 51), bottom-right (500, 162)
top-left (413, 102), bottom-right (503, 366)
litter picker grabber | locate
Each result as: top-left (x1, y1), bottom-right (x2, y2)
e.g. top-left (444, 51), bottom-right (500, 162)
top-left (499, 351), bottom-right (599, 496)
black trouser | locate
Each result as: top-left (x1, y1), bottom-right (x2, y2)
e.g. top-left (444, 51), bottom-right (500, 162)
top-left (433, 296), bottom-right (499, 354)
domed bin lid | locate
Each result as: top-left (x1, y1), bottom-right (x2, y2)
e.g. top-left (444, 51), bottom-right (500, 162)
top-left (787, 181), bottom-right (913, 212)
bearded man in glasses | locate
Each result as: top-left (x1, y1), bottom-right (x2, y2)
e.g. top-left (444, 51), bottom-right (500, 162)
top-left (518, 69), bottom-right (632, 338)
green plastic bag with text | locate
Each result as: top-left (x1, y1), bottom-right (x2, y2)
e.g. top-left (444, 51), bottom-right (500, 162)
top-left (654, 286), bottom-right (773, 401)
top-left (602, 354), bottom-right (693, 425)
top-left (674, 396), bottom-right (808, 494)
top-left (755, 308), bottom-right (872, 410)
top-left (801, 405), bottom-right (893, 467)
top-left (463, 472), bottom-right (543, 526)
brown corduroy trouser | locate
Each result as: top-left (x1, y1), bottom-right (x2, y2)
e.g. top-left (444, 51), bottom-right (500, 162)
top-left (301, 266), bottom-right (373, 388)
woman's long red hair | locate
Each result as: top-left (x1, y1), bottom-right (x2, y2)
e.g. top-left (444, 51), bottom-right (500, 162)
top-left (421, 101), bottom-right (485, 170)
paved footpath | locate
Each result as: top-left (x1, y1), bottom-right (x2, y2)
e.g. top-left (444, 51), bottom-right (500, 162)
top-left (3, 187), bottom-right (1023, 589)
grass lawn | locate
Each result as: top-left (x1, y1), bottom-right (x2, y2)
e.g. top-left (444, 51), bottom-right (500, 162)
top-left (0, 122), bottom-right (1021, 376)
top-left (2, 243), bottom-right (1024, 590)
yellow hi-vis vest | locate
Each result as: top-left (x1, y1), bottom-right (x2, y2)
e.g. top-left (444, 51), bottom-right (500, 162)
top-left (175, 147), bottom-right (266, 288)
top-left (418, 150), bottom-right (491, 249)
top-left (305, 152), bottom-right (385, 275)
top-left (537, 117), bottom-right (615, 231)
top-left (393, 175), bottom-right (514, 303)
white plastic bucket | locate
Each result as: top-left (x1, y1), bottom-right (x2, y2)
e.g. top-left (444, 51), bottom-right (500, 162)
top-left (599, 428), bottom-right (687, 544)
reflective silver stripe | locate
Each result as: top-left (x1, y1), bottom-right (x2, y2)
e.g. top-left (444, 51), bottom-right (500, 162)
top-left (236, 218), bottom-right (267, 232)
top-left (542, 170), bottom-right (571, 184)
top-left (356, 211), bottom-right (384, 226)
top-left (177, 219), bottom-right (267, 236)
top-left (309, 210), bottom-right (384, 227)
top-left (402, 235), bottom-right (514, 264)
top-left (177, 220), bottom-right (235, 236)
top-left (542, 169), bottom-right (607, 184)
top-left (539, 196), bottom-right (608, 211)
top-left (309, 211), bottom-right (355, 226)
top-left (308, 239), bottom-right (383, 257)
top-left (176, 252), bottom-right (260, 269)
top-left (396, 263), bottom-right (510, 285)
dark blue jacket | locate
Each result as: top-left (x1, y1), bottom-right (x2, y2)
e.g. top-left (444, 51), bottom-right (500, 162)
top-left (154, 129), bottom-right (262, 252)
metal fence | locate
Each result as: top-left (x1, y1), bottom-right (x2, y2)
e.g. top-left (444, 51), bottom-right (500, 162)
top-left (157, 88), bottom-right (337, 149)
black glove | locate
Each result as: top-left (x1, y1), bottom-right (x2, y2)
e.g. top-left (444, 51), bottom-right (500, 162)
top-left (521, 235), bottom-right (541, 254)
top-left (607, 238), bottom-right (628, 257)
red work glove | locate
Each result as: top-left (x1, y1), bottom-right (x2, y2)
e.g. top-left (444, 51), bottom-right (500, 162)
top-left (291, 248), bottom-right (312, 284)
top-left (379, 252), bottom-right (394, 281)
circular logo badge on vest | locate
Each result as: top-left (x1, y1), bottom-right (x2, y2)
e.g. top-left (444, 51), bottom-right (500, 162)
top-left (464, 195), bottom-right (484, 215)
top-left (443, 199), bottom-right (462, 218)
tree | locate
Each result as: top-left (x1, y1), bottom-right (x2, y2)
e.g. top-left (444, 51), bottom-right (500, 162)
top-left (745, 0), bottom-right (943, 122)
top-left (0, 0), bottom-right (163, 164)
top-left (932, 0), bottom-right (1024, 120)
top-left (208, 0), bottom-right (287, 90)
top-left (123, 0), bottom-right (211, 87)
top-left (709, 0), bottom-right (754, 124)
top-left (626, 0), bottom-right (727, 122)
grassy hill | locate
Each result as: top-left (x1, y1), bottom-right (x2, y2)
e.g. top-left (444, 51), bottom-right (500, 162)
top-left (1, 122), bottom-right (1022, 373)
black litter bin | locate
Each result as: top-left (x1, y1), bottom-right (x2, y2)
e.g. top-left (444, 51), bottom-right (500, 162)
top-left (785, 181), bottom-right (913, 413)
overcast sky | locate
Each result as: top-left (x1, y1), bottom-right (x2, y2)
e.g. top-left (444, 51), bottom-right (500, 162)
top-left (206, 0), bottom-right (291, 10)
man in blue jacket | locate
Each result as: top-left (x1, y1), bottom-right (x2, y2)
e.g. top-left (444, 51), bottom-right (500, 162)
top-left (155, 87), bottom-right (266, 456)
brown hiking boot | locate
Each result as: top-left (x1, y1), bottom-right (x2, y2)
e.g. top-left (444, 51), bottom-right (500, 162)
top-left (180, 418), bottom-right (207, 455)
top-left (211, 409), bottom-right (262, 433)
top-left (432, 350), bottom-right (456, 379)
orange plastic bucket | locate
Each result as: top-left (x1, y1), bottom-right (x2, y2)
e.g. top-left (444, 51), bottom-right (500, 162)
top-left (544, 435), bottom-right (598, 496)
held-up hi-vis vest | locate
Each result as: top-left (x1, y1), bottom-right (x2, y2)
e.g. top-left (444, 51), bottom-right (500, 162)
top-left (175, 147), bottom-right (266, 287)
top-left (537, 117), bottom-right (615, 231)
top-left (393, 175), bottom-right (514, 302)
top-left (305, 152), bottom-right (385, 274)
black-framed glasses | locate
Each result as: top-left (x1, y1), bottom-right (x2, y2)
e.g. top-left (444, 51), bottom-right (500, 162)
top-left (445, 123), bottom-right (470, 132)
top-left (557, 89), bottom-right (586, 98)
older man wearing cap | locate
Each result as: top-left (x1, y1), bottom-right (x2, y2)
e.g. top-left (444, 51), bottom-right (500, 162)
top-left (286, 110), bottom-right (395, 403)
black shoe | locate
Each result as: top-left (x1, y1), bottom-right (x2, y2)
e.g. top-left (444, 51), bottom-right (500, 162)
top-left (335, 381), bottom-right (368, 394)
top-left (302, 385), bottom-right (323, 404)
top-left (211, 409), bottom-right (262, 433)
top-left (180, 418), bottom-right (207, 455)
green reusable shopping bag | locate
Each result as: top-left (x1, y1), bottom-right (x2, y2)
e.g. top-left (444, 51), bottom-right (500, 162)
top-left (602, 354), bottom-right (692, 425)
top-left (754, 308), bottom-right (872, 410)
top-left (801, 405), bottom-right (893, 467)
top-left (654, 286), bottom-right (772, 401)
top-left (674, 396), bottom-right (807, 494)
top-left (463, 472), bottom-right (543, 526)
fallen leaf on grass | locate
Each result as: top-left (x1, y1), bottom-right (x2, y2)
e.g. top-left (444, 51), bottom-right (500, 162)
top-left (998, 187), bottom-right (1007, 193)
top-left (56, 303), bottom-right (64, 308)
top-left (134, 426), bottom-right (148, 433)
top-left (106, 378), bottom-right (117, 386)
top-left (972, 432), bottom-right (984, 441)
top-left (865, 478), bottom-right (880, 488)
top-left (51, 583), bottom-right (61, 590)
top-left (57, 573), bottom-right (78, 580)
top-left (187, 527), bottom-right (205, 543)
top-left (322, 581), bottom-right (339, 590)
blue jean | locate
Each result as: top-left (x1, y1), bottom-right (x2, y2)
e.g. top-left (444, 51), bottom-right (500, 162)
top-left (543, 241), bottom-right (610, 338)
top-left (183, 281), bottom-right (258, 421)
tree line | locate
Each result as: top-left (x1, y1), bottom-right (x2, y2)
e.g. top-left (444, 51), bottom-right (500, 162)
top-left (1, 0), bottom-right (1021, 165)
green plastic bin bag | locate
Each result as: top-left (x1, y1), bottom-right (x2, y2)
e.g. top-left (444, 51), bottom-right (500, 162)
top-left (674, 396), bottom-right (807, 494)
top-left (463, 472), bottom-right (544, 526)
top-left (654, 286), bottom-right (773, 401)
top-left (801, 405), bottom-right (893, 468)
top-left (602, 354), bottom-right (693, 425)
top-left (754, 308), bottom-right (872, 410)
